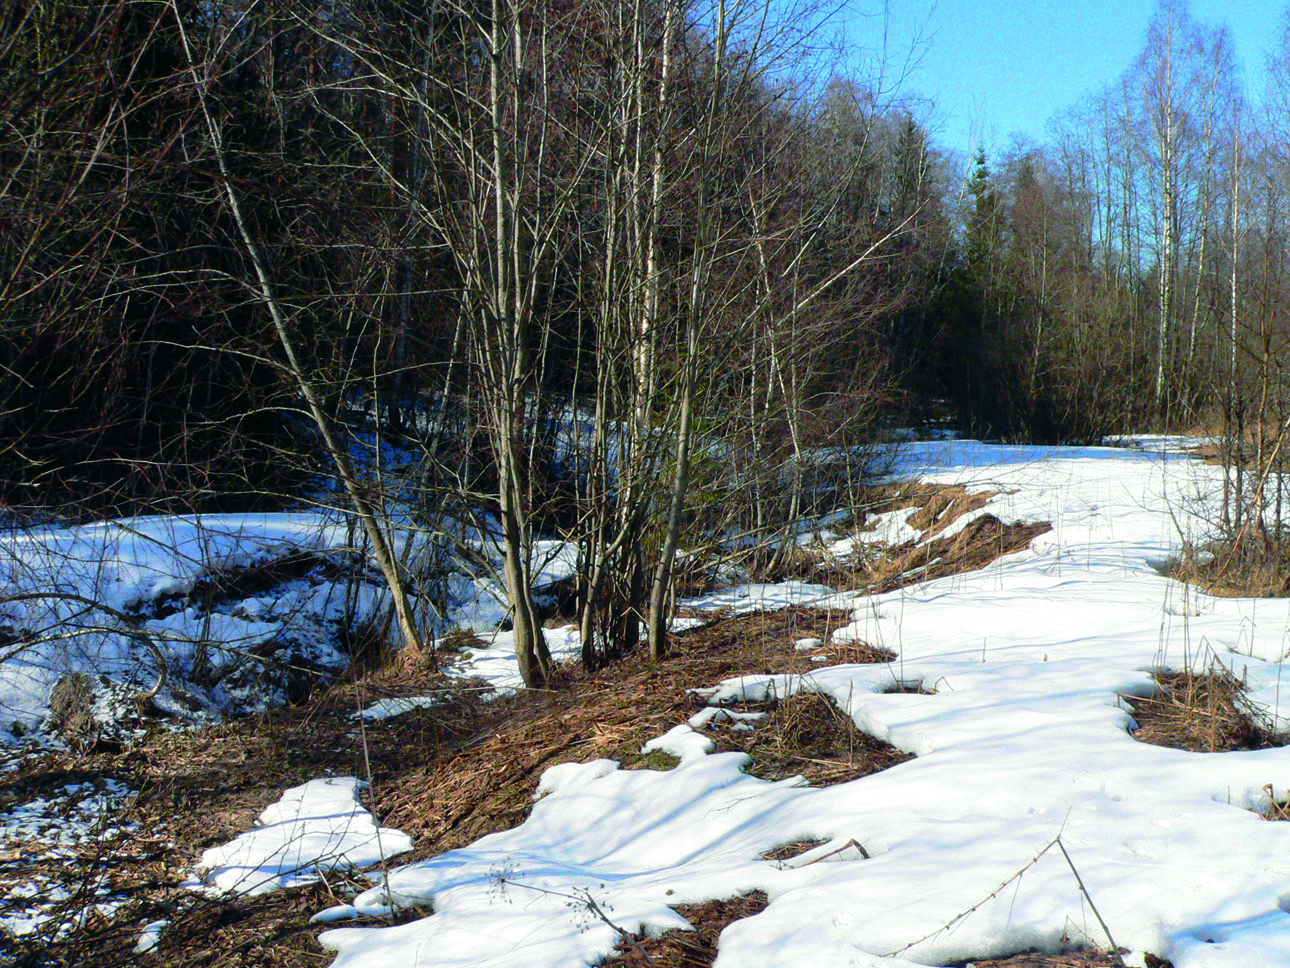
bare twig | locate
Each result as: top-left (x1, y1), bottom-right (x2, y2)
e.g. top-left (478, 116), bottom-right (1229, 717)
top-left (496, 877), bottom-right (656, 965)
top-left (1055, 836), bottom-right (1126, 967)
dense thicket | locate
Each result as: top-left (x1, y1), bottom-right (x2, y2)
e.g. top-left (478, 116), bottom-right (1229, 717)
top-left (6, 0), bottom-right (1290, 678)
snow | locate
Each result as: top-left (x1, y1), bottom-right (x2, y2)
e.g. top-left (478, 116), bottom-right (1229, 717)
top-left (448, 624), bottom-right (583, 697)
top-left (827, 506), bottom-right (923, 555)
top-left (313, 440), bottom-right (1290, 968)
top-left (135, 919), bottom-right (169, 953)
top-left (357, 694), bottom-right (448, 721)
top-left (185, 777), bottom-right (413, 897)
top-left (0, 777), bottom-right (135, 939)
top-left (679, 581), bottom-right (836, 615)
top-left (0, 511), bottom-right (367, 740)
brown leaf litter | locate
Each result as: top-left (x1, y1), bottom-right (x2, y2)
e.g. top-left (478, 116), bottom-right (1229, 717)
top-left (601, 891), bottom-right (770, 968)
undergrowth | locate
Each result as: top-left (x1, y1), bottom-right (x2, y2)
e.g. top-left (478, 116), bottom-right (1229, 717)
top-left (1123, 669), bottom-right (1284, 753)
top-left (704, 691), bottom-right (913, 786)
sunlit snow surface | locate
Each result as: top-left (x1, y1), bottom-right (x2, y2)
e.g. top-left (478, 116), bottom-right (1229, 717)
top-left (186, 777), bottom-right (413, 897)
top-left (320, 440), bottom-right (1290, 968)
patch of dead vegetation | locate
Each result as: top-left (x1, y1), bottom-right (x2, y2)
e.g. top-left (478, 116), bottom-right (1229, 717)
top-left (902, 485), bottom-right (997, 538)
top-left (1260, 784), bottom-right (1290, 821)
top-left (847, 514), bottom-right (1053, 595)
top-left (950, 950), bottom-right (1144, 967)
top-left (601, 891), bottom-right (770, 968)
top-left (823, 640), bottom-right (897, 665)
top-left (799, 481), bottom-right (1050, 595)
top-left (1166, 537), bottom-right (1290, 598)
top-left (759, 838), bottom-right (828, 862)
top-left (707, 482), bottom-right (1049, 599)
top-left (9, 604), bottom-right (889, 967)
top-left (704, 691), bottom-right (913, 786)
top-left (1123, 670), bottom-right (1285, 753)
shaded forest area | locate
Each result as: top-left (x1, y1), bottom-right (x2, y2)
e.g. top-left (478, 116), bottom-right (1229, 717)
top-left (5, 0), bottom-right (1290, 681)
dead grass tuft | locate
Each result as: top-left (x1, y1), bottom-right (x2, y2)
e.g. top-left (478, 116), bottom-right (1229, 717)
top-left (601, 891), bottom-right (770, 968)
top-left (705, 691), bottom-right (913, 786)
top-left (950, 950), bottom-right (1140, 967)
top-left (1123, 670), bottom-right (1285, 753)
top-left (1166, 537), bottom-right (1290, 598)
top-left (1261, 784), bottom-right (1290, 821)
top-left (759, 838), bottom-right (828, 862)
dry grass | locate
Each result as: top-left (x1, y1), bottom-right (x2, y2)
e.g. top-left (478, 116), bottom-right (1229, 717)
top-left (1123, 670), bottom-right (1284, 753)
top-left (1166, 538), bottom-right (1290, 598)
top-left (759, 838), bottom-right (828, 862)
top-left (6, 605), bottom-right (892, 967)
top-left (902, 485), bottom-right (997, 537)
top-left (705, 691), bottom-right (913, 786)
top-left (1261, 784), bottom-right (1290, 822)
top-left (950, 951), bottom-right (1142, 967)
top-left (601, 892), bottom-right (770, 968)
top-left (813, 482), bottom-right (1051, 595)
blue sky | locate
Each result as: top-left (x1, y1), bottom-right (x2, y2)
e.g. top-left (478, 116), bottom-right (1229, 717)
top-left (855, 0), bottom-right (1285, 156)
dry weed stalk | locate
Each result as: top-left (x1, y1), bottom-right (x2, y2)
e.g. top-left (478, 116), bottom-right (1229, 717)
top-left (886, 833), bottom-right (1125, 968)
top-left (1263, 784), bottom-right (1290, 821)
top-left (1127, 669), bottom-right (1280, 753)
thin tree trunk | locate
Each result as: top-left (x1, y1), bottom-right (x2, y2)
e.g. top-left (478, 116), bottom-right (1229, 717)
top-left (171, 1), bottom-right (422, 656)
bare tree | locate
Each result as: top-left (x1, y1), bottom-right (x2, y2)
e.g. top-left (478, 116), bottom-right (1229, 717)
top-left (167, 0), bottom-right (425, 656)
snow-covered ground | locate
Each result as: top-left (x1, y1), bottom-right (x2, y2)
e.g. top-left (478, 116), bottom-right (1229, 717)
top-left (312, 439), bottom-right (1290, 968)
top-left (0, 512), bottom-right (368, 741)
top-left (185, 777), bottom-right (413, 898)
top-left (5, 438), bottom-right (1290, 967)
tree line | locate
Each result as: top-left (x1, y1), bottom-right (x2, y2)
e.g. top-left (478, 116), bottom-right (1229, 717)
top-left (4, 0), bottom-right (1290, 683)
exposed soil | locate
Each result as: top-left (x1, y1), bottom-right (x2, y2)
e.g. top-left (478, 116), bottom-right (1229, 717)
top-left (1123, 670), bottom-right (1286, 753)
top-left (601, 891), bottom-right (770, 968)
top-left (704, 691), bottom-right (913, 786)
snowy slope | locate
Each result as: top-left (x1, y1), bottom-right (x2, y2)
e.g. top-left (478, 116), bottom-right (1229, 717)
top-left (317, 440), bottom-right (1290, 968)
top-left (0, 512), bottom-right (365, 740)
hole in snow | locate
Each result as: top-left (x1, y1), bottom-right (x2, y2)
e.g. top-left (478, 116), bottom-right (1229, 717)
top-left (703, 692), bottom-right (913, 786)
top-left (601, 891), bottom-right (769, 968)
top-left (1122, 670), bottom-right (1287, 753)
top-left (881, 678), bottom-right (934, 695)
top-left (759, 838), bottom-right (828, 864)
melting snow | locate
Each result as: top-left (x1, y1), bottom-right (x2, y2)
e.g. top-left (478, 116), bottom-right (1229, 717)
top-left (185, 777), bottom-right (412, 897)
top-left (314, 440), bottom-right (1290, 968)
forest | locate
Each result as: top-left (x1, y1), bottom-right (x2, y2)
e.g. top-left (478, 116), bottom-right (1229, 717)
top-left (4, 0), bottom-right (1290, 687)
